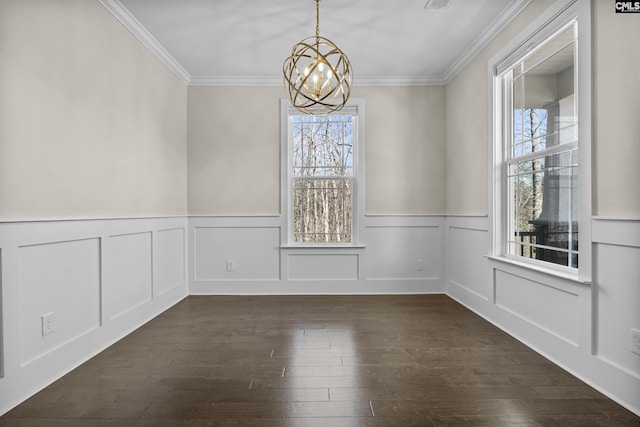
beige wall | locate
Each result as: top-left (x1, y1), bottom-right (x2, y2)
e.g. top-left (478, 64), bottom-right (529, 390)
top-left (593, 1), bottom-right (640, 218)
top-left (0, 0), bottom-right (188, 221)
top-left (445, 0), bottom-right (554, 215)
top-left (9, 1), bottom-right (633, 221)
top-left (187, 85), bottom-right (446, 216)
top-left (187, 86), bottom-right (282, 216)
top-left (355, 86), bottom-right (446, 215)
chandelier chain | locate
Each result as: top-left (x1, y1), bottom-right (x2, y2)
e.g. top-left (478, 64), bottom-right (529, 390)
top-left (315, 0), bottom-right (320, 39)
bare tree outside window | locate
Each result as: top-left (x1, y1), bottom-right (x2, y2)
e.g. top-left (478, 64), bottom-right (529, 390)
top-left (512, 108), bottom-right (548, 258)
top-left (291, 115), bottom-right (354, 243)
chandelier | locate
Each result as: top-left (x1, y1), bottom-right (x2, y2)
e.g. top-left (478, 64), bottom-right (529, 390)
top-left (283, 0), bottom-right (352, 115)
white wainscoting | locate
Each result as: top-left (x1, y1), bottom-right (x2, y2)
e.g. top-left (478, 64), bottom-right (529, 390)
top-left (104, 231), bottom-right (153, 321)
top-left (288, 253), bottom-right (359, 280)
top-left (494, 269), bottom-right (580, 347)
top-left (448, 220), bottom-right (492, 301)
top-left (591, 218), bottom-right (640, 413)
top-left (189, 215), bottom-right (444, 294)
top-left (18, 238), bottom-right (102, 367)
top-left (0, 217), bottom-right (188, 416)
top-left (2, 214), bottom-right (638, 417)
top-left (194, 225), bottom-right (280, 282)
top-left (445, 215), bottom-right (640, 416)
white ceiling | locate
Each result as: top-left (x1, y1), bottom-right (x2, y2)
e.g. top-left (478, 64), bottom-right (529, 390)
top-left (101, 0), bottom-right (531, 85)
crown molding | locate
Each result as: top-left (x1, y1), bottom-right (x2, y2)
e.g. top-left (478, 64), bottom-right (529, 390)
top-left (99, 0), bottom-right (191, 85)
top-left (189, 75), bottom-right (284, 86)
top-left (442, 0), bottom-right (532, 83)
top-left (189, 75), bottom-right (446, 87)
top-left (354, 75), bottom-right (446, 86)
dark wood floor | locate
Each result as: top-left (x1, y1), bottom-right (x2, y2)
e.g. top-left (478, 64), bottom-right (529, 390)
top-left (2, 295), bottom-right (639, 426)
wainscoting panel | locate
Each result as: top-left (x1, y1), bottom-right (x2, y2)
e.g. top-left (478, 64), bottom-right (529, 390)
top-left (448, 225), bottom-right (491, 300)
top-left (18, 238), bottom-right (101, 366)
top-left (288, 253), bottom-right (359, 280)
top-left (189, 215), bottom-right (444, 294)
top-left (495, 269), bottom-right (580, 346)
top-left (0, 217), bottom-right (188, 417)
top-left (154, 228), bottom-right (186, 296)
top-left (194, 226), bottom-right (280, 281)
top-left (365, 225), bottom-right (439, 280)
top-left (592, 219), bottom-right (640, 382)
top-left (103, 232), bottom-right (152, 321)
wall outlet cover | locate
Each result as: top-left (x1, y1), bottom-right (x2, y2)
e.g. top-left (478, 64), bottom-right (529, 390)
top-left (632, 328), bottom-right (640, 356)
top-left (41, 313), bottom-right (55, 336)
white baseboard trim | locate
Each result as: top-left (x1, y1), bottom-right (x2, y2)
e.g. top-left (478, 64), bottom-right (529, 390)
top-left (190, 278), bottom-right (444, 295)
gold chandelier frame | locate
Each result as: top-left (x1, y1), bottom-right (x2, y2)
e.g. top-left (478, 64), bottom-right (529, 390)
top-left (283, 0), bottom-right (352, 115)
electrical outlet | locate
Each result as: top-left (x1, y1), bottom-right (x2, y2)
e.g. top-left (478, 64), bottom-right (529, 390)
top-left (416, 259), bottom-right (424, 271)
top-left (632, 329), bottom-right (640, 356)
top-left (41, 313), bottom-right (55, 336)
top-left (226, 260), bottom-right (235, 272)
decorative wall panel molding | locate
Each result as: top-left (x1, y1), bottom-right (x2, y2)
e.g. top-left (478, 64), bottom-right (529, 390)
top-left (1, 214), bottom-right (638, 417)
top-left (365, 225), bottom-right (440, 280)
top-left (592, 217), bottom-right (640, 247)
top-left (288, 254), bottom-right (359, 281)
top-left (103, 232), bottom-right (153, 321)
top-left (445, 215), bottom-right (640, 416)
top-left (18, 238), bottom-right (101, 366)
top-left (448, 226), bottom-right (490, 300)
top-left (193, 226), bottom-right (280, 281)
top-left (592, 218), bottom-right (640, 383)
top-left (0, 217), bottom-right (188, 417)
top-left (189, 215), bottom-right (444, 294)
top-left (154, 228), bottom-right (186, 296)
top-left (494, 270), bottom-right (580, 346)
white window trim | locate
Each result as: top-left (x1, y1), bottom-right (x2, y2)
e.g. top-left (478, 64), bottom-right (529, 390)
top-left (280, 99), bottom-right (366, 247)
top-left (488, 0), bottom-right (592, 283)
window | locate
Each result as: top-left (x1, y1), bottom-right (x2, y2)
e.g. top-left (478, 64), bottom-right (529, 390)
top-left (505, 23), bottom-right (578, 268)
top-left (492, 1), bottom-right (591, 278)
top-left (291, 115), bottom-right (354, 243)
top-left (281, 100), bottom-right (364, 245)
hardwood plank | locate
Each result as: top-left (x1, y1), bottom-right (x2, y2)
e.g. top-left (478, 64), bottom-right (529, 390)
top-left (140, 401), bottom-right (372, 419)
top-left (114, 387), bottom-right (330, 403)
top-left (531, 385), bottom-right (609, 400)
top-left (329, 385), bottom-right (542, 402)
top-left (1, 295), bottom-right (637, 426)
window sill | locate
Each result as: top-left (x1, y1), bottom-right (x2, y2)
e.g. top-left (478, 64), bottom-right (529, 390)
top-left (486, 255), bottom-right (590, 285)
top-left (280, 244), bottom-right (366, 250)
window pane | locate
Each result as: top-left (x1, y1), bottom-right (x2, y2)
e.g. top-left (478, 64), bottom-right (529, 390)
top-left (513, 109), bottom-right (548, 158)
top-left (508, 149), bottom-right (578, 267)
top-left (292, 115), bottom-right (354, 177)
top-left (292, 178), bottom-right (353, 243)
top-left (522, 26), bottom-right (575, 75)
